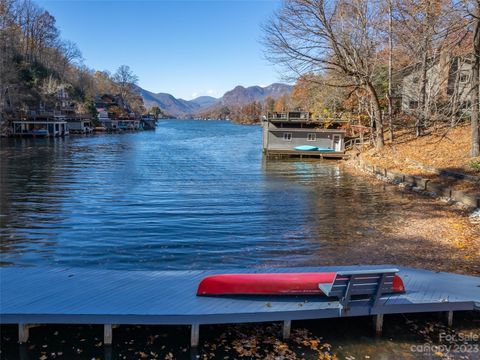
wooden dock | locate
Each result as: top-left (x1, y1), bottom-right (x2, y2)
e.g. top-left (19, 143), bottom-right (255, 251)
top-left (1, 265), bottom-right (479, 347)
top-left (264, 149), bottom-right (349, 160)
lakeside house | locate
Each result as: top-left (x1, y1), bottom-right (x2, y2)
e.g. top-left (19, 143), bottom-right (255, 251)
top-left (262, 111), bottom-right (347, 158)
top-left (94, 94), bottom-right (142, 131)
top-left (396, 55), bottom-right (473, 112)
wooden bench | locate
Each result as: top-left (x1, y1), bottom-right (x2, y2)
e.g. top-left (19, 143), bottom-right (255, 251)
top-left (318, 268), bottom-right (399, 316)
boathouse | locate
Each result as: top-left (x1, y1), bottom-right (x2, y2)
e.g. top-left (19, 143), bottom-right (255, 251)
top-left (262, 111), bottom-right (347, 158)
top-left (12, 112), bottom-right (69, 137)
top-left (141, 114), bottom-right (158, 130)
top-left (98, 118), bottom-right (141, 131)
top-left (63, 115), bottom-right (93, 134)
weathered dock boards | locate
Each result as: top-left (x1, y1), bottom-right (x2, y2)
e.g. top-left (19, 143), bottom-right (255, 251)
top-left (1, 265), bottom-right (479, 346)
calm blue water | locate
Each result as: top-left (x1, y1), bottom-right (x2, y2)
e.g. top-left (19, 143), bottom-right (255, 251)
top-left (1, 120), bottom-right (398, 270)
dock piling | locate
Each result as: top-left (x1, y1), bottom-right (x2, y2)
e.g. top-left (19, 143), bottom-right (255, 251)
top-left (18, 324), bottom-right (29, 343)
top-left (282, 320), bottom-right (291, 339)
top-left (18, 324), bottom-right (40, 343)
top-left (191, 324), bottom-right (200, 347)
top-left (446, 311), bottom-right (453, 327)
top-left (104, 324), bottom-right (113, 345)
top-left (373, 314), bottom-right (383, 335)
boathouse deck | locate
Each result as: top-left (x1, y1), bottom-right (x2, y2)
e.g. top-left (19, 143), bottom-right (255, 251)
top-left (1, 265), bottom-right (479, 346)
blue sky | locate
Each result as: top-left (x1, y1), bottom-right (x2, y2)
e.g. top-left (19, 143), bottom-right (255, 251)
top-left (37, 0), bottom-right (284, 100)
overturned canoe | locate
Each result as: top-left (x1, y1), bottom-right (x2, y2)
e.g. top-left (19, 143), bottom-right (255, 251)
top-left (197, 272), bottom-right (405, 296)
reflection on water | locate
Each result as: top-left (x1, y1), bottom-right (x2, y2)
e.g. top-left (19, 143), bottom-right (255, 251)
top-left (2, 120), bottom-right (410, 269)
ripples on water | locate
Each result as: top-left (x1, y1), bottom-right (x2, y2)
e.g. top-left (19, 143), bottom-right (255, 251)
top-left (1, 120), bottom-right (399, 270)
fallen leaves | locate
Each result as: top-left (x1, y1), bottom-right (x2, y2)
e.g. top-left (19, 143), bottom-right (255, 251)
top-left (197, 324), bottom-right (338, 360)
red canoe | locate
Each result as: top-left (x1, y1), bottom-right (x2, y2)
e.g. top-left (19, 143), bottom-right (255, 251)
top-left (197, 272), bottom-right (405, 296)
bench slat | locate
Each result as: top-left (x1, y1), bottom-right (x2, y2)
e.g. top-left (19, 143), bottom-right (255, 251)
top-left (337, 269), bottom-right (399, 276)
top-left (330, 277), bottom-right (393, 286)
top-left (349, 287), bottom-right (384, 295)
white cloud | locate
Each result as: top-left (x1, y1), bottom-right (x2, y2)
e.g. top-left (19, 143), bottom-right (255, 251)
top-left (207, 89), bottom-right (215, 95)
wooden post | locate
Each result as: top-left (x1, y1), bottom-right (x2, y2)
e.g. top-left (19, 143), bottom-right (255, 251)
top-left (18, 324), bottom-right (29, 343)
top-left (104, 324), bottom-right (113, 345)
top-left (282, 320), bottom-right (291, 339)
top-left (373, 314), bottom-right (383, 335)
top-left (447, 311), bottom-right (453, 327)
top-left (191, 324), bottom-right (200, 347)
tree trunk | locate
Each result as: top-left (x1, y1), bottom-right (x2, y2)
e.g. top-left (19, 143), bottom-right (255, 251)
top-left (367, 83), bottom-right (384, 149)
top-left (388, 0), bottom-right (394, 142)
top-left (472, 2), bottom-right (480, 157)
top-left (418, 44), bottom-right (429, 137)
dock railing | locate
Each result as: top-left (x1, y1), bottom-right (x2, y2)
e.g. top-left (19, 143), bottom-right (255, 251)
top-left (345, 137), bottom-right (370, 151)
top-left (266, 112), bottom-right (349, 125)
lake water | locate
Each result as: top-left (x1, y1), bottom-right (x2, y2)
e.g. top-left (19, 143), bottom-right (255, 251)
top-left (1, 119), bottom-right (404, 270)
top-left (2, 120), bottom-right (479, 360)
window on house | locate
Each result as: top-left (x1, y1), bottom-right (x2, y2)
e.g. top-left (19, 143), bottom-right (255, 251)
top-left (283, 133), bottom-right (292, 141)
top-left (459, 72), bottom-right (470, 83)
top-left (409, 101), bottom-right (419, 109)
top-left (307, 133), bottom-right (316, 141)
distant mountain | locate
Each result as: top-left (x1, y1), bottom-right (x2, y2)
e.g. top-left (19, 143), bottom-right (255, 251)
top-left (189, 96), bottom-right (218, 108)
top-left (136, 87), bottom-right (200, 117)
top-left (136, 82), bottom-right (292, 118)
top-left (220, 83), bottom-right (293, 107)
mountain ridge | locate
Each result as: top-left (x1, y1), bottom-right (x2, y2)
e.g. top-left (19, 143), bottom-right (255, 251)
top-left (136, 83), bottom-right (292, 118)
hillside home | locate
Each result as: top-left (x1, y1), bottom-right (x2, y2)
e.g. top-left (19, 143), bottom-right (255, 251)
top-left (398, 55), bottom-right (474, 112)
top-left (262, 111), bottom-right (347, 158)
top-left (94, 94), bottom-right (140, 131)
